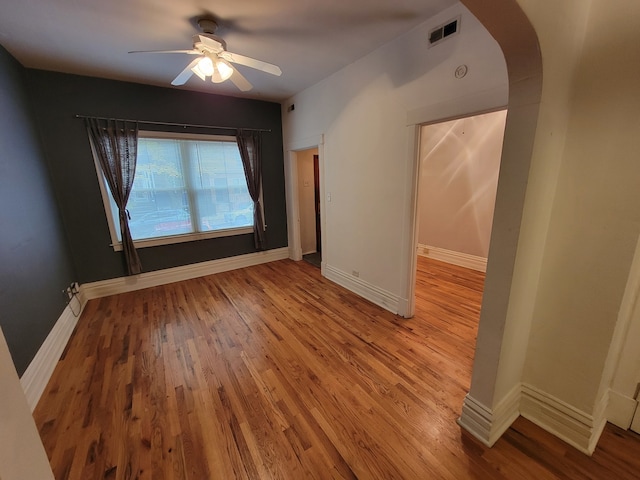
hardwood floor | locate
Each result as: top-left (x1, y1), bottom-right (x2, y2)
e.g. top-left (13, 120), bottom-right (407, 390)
top-left (34, 256), bottom-right (640, 479)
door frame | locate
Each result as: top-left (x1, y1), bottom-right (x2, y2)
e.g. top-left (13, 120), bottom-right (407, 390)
top-left (605, 231), bottom-right (640, 432)
top-left (284, 135), bottom-right (326, 273)
top-left (407, 108), bottom-right (507, 317)
top-left (313, 154), bottom-right (322, 254)
top-left (400, 90), bottom-right (508, 318)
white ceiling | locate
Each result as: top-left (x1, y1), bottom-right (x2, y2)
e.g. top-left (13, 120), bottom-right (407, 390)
top-left (0, 0), bottom-right (458, 102)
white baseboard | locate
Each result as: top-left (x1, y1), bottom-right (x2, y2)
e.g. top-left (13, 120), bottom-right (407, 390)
top-left (520, 383), bottom-right (607, 455)
top-left (324, 265), bottom-right (401, 314)
top-left (81, 247), bottom-right (289, 300)
top-left (289, 245), bottom-right (303, 261)
top-left (396, 297), bottom-right (411, 318)
top-left (607, 389), bottom-right (639, 430)
top-left (418, 244), bottom-right (487, 272)
top-left (591, 390), bottom-right (610, 452)
top-left (458, 384), bottom-right (521, 447)
top-left (459, 383), bottom-right (610, 454)
top-left (20, 296), bottom-right (85, 412)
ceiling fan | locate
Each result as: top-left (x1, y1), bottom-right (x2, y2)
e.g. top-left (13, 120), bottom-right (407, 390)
top-left (129, 18), bottom-right (282, 91)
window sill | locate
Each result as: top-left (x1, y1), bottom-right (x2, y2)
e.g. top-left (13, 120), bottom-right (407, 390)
top-left (111, 226), bottom-right (254, 251)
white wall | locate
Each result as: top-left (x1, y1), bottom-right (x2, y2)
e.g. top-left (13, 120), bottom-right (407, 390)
top-left (458, 0), bottom-right (640, 453)
top-left (418, 110), bottom-right (506, 258)
top-left (297, 149), bottom-right (318, 254)
top-left (522, 0), bottom-right (640, 418)
top-left (283, 3), bottom-right (507, 309)
top-left (0, 328), bottom-right (54, 480)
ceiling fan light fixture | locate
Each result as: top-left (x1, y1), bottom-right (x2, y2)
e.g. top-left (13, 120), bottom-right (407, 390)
top-left (211, 59), bottom-right (234, 83)
top-left (191, 66), bottom-right (206, 81)
top-left (191, 55), bottom-right (214, 80)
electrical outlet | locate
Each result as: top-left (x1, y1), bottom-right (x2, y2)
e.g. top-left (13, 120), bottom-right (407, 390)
top-left (64, 282), bottom-right (79, 300)
top-left (352, 270), bottom-right (359, 278)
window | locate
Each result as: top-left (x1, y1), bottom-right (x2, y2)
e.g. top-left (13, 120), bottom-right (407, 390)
top-left (96, 131), bottom-right (257, 250)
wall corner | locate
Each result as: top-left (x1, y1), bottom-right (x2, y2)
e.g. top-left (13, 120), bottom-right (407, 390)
top-left (458, 384), bottom-right (521, 447)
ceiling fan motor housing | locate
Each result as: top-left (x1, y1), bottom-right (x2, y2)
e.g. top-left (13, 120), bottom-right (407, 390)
top-left (193, 34), bottom-right (226, 53)
top-left (197, 18), bottom-right (218, 34)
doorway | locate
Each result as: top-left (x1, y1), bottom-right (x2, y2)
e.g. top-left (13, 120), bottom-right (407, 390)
top-left (416, 109), bottom-right (507, 272)
top-left (296, 148), bottom-right (322, 268)
top-left (414, 109), bottom-right (507, 319)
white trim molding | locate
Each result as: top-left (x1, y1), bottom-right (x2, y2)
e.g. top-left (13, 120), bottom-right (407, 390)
top-left (607, 389), bottom-right (639, 430)
top-left (396, 297), bottom-right (411, 319)
top-left (82, 247), bottom-right (289, 300)
top-left (520, 384), bottom-right (608, 455)
top-left (459, 383), bottom-right (610, 455)
top-left (418, 244), bottom-right (487, 272)
top-left (324, 265), bottom-right (401, 315)
top-left (458, 384), bottom-right (521, 447)
top-left (284, 135), bottom-right (325, 264)
top-left (406, 86), bottom-right (507, 127)
top-left (20, 297), bottom-right (85, 411)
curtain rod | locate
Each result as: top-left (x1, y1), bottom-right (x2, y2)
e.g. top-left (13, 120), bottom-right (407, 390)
top-left (74, 114), bottom-right (271, 133)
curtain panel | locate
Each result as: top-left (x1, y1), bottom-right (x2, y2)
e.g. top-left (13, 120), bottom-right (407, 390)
top-left (236, 129), bottom-right (266, 250)
top-left (85, 118), bottom-right (142, 275)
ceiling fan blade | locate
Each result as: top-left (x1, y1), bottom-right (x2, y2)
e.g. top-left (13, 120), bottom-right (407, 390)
top-left (129, 49), bottom-right (200, 55)
top-left (171, 57), bottom-right (202, 86)
top-left (228, 66), bottom-right (253, 92)
top-left (220, 51), bottom-right (282, 76)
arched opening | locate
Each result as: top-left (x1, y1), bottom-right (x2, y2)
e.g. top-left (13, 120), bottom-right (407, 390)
top-left (454, 0), bottom-right (543, 446)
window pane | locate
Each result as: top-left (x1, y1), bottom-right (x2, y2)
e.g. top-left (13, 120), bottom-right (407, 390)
top-left (126, 139), bottom-right (192, 240)
top-left (188, 140), bottom-right (253, 230)
top-left (109, 135), bottom-right (255, 243)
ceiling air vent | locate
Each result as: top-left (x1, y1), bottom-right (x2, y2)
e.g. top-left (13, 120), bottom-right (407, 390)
top-left (428, 16), bottom-right (460, 47)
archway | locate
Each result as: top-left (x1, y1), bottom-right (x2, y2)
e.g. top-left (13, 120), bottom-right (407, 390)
top-left (454, 0), bottom-right (543, 446)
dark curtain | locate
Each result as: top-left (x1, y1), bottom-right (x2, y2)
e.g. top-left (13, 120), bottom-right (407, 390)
top-left (236, 129), bottom-right (266, 250)
top-left (85, 118), bottom-right (142, 275)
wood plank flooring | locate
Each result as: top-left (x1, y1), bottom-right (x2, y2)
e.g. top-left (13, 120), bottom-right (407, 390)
top-left (34, 256), bottom-right (640, 479)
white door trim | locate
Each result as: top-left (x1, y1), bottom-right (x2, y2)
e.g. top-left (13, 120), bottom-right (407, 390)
top-left (605, 230), bottom-right (640, 432)
top-left (284, 135), bottom-right (325, 269)
top-left (401, 91), bottom-right (507, 319)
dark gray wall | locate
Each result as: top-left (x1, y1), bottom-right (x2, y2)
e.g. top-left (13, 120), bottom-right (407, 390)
top-left (26, 70), bottom-right (287, 283)
top-left (0, 47), bottom-right (76, 375)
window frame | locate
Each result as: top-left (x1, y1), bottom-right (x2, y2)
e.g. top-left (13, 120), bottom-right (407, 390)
top-left (93, 130), bottom-right (260, 252)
